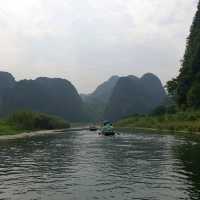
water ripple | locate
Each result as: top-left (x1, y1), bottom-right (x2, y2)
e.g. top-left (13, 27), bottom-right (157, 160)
top-left (0, 131), bottom-right (200, 199)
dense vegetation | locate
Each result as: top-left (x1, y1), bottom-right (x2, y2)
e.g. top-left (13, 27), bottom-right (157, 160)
top-left (116, 111), bottom-right (200, 133)
top-left (0, 111), bottom-right (70, 136)
top-left (167, 1), bottom-right (200, 109)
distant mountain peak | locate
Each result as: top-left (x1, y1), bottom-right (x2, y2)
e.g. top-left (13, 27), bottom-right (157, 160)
top-left (127, 75), bottom-right (140, 81)
top-left (108, 75), bottom-right (120, 81)
top-left (0, 71), bottom-right (15, 90)
top-left (0, 72), bottom-right (84, 122)
top-left (104, 73), bottom-right (166, 121)
top-left (82, 75), bottom-right (120, 104)
top-left (36, 77), bottom-right (70, 84)
top-left (141, 73), bottom-right (161, 81)
top-left (36, 77), bottom-right (66, 81)
top-left (142, 72), bottom-right (157, 77)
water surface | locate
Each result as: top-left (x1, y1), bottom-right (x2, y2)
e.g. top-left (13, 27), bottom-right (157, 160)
top-left (0, 130), bottom-right (200, 200)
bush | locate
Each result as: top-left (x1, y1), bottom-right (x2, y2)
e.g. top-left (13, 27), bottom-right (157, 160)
top-left (6, 111), bottom-right (70, 130)
top-left (116, 110), bottom-right (200, 133)
top-left (151, 106), bottom-right (167, 116)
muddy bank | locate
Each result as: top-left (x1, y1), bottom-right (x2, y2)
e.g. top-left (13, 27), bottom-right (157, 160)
top-left (0, 127), bottom-right (89, 141)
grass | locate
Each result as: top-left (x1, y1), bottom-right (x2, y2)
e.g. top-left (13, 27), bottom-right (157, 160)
top-left (115, 111), bottom-right (200, 134)
top-left (0, 111), bottom-right (70, 136)
top-left (0, 121), bottom-right (23, 135)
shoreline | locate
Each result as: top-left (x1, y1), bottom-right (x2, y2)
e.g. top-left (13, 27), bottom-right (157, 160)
top-left (116, 126), bottom-right (200, 135)
top-left (0, 127), bottom-right (89, 141)
top-left (2, 125), bottom-right (200, 141)
top-left (0, 129), bottom-right (66, 141)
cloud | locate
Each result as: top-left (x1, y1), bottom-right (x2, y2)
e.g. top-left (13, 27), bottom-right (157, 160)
top-left (0, 0), bottom-right (198, 92)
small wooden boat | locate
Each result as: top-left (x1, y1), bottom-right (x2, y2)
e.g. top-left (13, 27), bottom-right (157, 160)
top-left (100, 121), bottom-right (115, 136)
top-left (89, 126), bottom-right (98, 131)
top-left (99, 131), bottom-right (115, 136)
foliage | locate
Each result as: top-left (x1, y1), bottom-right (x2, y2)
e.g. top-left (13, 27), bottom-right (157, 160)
top-left (187, 82), bottom-right (200, 108)
top-left (7, 111), bottom-right (70, 130)
top-left (0, 121), bottom-right (21, 135)
top-left (166, 78), bottom-right (178, 100)
top-left (168, 2), bottom-right (200, 109)
top-left (151, 105), bottom-right (167, 116)
top-left (0, 111), bottom-right (70, 136)
top-left (116, 111), bottom-right (200, 133)
top-left (151, 105), bottom-right (177, 116)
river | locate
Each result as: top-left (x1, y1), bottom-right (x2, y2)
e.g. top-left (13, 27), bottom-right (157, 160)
top-left (0, 130), bottom-right (200, 200)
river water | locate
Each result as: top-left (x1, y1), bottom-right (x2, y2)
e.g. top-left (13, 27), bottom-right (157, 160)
top-left (0, 130), bottom-right (200, 200)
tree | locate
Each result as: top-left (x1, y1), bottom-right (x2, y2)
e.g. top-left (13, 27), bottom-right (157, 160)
top-left (166, 78), bottom-right (178, 100)
top-left (187, 82), bottom-right (200, 108)
top-left (169, 1), bottom-right (200, 108)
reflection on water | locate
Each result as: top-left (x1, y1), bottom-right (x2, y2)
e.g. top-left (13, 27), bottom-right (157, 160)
top-left (174, 139), bottom-right (200, 200)
top-left (0, 130), bottom-right (200, 199)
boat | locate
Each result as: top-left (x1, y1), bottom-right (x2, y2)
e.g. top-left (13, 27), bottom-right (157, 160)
top-left (89, 126), bottom-right (98, 131)
top-left (100, 131), bottom-right (115, 136)
top-left (99, 121), bottom-right (115, 136)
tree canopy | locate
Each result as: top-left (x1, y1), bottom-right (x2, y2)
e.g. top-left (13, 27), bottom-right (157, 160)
top-left (167, 1), bottom-right (200, 109)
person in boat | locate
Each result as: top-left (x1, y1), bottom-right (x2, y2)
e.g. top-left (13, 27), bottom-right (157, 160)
top-left (101, 121), bottom-right (114, 133)
top-left (89, 125), bottom-right (98, 131)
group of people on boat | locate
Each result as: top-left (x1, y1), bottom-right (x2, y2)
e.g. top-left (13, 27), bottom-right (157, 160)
top-left (90, 121), bottom-right (115, 136)
top-left (101, 121), bottom-right (114, 135)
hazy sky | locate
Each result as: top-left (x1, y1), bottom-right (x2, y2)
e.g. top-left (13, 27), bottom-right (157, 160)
top-left (0, 0), bottom-right (198, 93)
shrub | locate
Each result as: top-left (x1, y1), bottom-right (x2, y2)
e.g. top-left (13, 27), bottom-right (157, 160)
top-left (151, 106), bottom-right (166, 116)
top-left (116, 110), bottom-right (200, 133)
top-left (6, 111), bottom-right (70, 130)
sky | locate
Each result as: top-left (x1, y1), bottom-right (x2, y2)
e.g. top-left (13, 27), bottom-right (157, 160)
top-left (0, 0), bottom-right (198, 93)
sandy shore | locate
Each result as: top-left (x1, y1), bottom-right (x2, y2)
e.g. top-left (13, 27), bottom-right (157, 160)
top-left (0, 127), bottom-right (89, 141)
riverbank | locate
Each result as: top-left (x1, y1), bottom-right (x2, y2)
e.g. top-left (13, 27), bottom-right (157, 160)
top-left (0, 129), bottom-right (65, 141)
top-left (0, 127), bottom-right (91, 141)
top-left (0, 111), bottom-right (70, 137)
top-left (116, 127), bottom-right (200, 136)
top-left (115, 111), bottom-right (200, 134)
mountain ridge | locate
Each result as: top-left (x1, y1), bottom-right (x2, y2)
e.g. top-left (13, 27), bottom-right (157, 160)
top-left (0, 72), bottom-right (85, 122)
top-left (104, 73), bottom-right (166, 121)
top-left (0, 71), bottom-right (166, 122)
